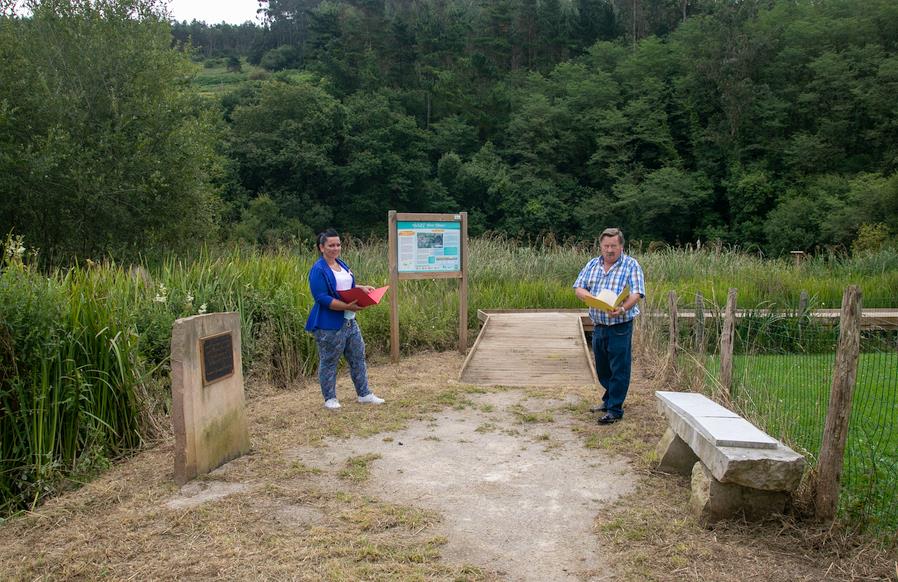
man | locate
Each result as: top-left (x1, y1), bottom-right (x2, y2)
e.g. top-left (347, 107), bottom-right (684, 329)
top-left (573, 228), bottom-right (646, 425)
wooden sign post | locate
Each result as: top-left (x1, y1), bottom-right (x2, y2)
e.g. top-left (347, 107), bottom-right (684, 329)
top-left (388, 211), bottom-right (468, 363)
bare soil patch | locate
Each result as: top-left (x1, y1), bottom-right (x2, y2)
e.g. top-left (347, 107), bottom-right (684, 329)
top-left (287, 389), bottom-right (635, 580)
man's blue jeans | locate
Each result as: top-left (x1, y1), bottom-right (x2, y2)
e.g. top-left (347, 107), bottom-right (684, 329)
top-left (312, 319), bottom-right (371, 401)
top-left (591, 319), bottom-right (634, 418)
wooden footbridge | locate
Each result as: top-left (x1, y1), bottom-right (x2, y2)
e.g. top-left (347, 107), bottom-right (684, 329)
top-left (459, 311), bottom-right (598, 387)
top-left (457, 307), bottom-right (898, 388)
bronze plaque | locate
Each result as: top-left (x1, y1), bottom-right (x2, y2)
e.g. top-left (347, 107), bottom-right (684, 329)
top-left (201, 332), bottom-right (234, 386)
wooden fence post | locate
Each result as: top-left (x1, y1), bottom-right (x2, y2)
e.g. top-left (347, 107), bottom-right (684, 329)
top-left (815, 285), bottom-right (862, 521)
top-left (798, 290), bottom-right (809, 315)
top-left (695, 292), bottom-right (705, 357)
top-left (719, 288), bottom-right (737, 396)
top-left (668, 291), bottom-right (678, 376)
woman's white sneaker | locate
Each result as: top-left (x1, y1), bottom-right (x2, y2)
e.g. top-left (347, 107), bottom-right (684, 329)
top-left (357, 393), bottom-right (385, 404)
top-left (324, 398), bottom-right (341, 409)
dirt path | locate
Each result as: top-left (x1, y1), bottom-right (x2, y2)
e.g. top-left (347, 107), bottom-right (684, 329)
top-left (287, 389), bottom-right (635, 580)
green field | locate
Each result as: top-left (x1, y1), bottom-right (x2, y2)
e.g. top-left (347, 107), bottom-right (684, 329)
top-left (192, 59), bottom-right (268, 97)
top-left (718, 351), bottom-right (898, 532)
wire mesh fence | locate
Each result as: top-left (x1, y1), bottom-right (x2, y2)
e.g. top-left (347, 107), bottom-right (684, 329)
top-left (639, 292), bottom-right (898, 535)
top-left (729, 313), bottom-right (838, 471)
top-left (840, 335), bottom-right (898, 530)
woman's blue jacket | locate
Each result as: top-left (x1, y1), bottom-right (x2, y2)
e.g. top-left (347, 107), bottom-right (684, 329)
top-left (305, 257), bottom-right (355, 332)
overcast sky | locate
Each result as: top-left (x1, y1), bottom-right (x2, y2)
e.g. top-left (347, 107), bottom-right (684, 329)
top-left (167, 0), bottom-right (262, 24)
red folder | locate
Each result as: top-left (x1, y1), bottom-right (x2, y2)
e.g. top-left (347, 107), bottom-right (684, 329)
top-left (338, 285), bottom-right (390, 307)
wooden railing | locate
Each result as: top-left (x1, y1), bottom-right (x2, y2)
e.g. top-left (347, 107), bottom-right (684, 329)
top-left (477, 307), bottom-right (898, 332)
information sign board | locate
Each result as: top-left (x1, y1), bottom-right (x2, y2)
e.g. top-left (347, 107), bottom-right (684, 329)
top-left (201, 332), bottom-right (234, 386)
top-left (396, 221), bottom-right (462, 273)
top-left (388, 211), bottom-right (469, 362)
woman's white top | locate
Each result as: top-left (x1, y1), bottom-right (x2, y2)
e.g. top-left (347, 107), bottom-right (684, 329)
top-left (332, 266), bottom-right (356, 320)
top-left (333, 267), bottom-right (352, 291)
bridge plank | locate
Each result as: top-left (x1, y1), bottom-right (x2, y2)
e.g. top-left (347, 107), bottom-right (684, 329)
top-left (459, 312), bottom-right (597, 387)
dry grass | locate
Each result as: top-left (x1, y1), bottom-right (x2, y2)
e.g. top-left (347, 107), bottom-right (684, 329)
top-left (338, 454), bottom-right (383, 483)
top-left (0, 351), bottom-right (497, 580)
top-left (0, 349), bottom-right (894, 580)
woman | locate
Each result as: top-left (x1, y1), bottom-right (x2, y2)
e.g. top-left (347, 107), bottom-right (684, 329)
top-left (305, 229), bottom-right (385, 409)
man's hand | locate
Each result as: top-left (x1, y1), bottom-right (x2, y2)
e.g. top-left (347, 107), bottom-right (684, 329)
top-left (611, 299), bottom-right (637, 317)
top-left (574, 287), bottom-right (591, 301)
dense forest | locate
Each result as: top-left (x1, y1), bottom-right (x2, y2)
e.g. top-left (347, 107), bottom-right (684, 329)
top-left (2, 0), bottom-right (898, 262)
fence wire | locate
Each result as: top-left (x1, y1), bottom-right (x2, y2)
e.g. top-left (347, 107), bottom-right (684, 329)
top-left (840, 335), bottom-right (898, 530)
top-left (729, 313), bottom-right (837, 466)
top-left (651, 295), bottom-right (898, 535)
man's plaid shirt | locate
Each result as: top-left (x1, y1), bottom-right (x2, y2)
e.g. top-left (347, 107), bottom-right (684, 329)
top-left (573, 253), bottom-right (646, 325)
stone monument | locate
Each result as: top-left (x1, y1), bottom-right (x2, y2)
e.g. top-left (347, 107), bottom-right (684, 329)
top-left (171, 312), bottom-right (251, 485)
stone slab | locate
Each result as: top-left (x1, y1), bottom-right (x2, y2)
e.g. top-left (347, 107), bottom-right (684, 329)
top-left (698, 417), bottom-right (779, 449)
top-left (657, 391), bottom-right (740, 419)
top-left (171, 312), bottom-right (251, 485)
top-left (657, 391), bottom-right (775, 449)
top-left (656, 391), bottom-right (805, 491)
top-left (690, 462), bottom-right (789, 523)
top-left (655, 427), bottom-right (699, 476)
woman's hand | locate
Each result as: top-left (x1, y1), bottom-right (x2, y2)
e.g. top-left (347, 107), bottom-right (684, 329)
top-left (359, 285), bottom-right (375, 294)
top-left (344, 300), bottom-right (362, 312)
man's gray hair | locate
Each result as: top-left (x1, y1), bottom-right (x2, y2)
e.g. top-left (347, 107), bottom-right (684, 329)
top-left (600, 227), bottom-right (624, 246)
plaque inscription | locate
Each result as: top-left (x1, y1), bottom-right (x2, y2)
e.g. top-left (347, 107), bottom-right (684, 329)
top-left (201, 332), bottom-right (234, 386)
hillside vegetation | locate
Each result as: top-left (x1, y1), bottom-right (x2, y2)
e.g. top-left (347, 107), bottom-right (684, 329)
top-left (1, 0), bottom-right (897, 262)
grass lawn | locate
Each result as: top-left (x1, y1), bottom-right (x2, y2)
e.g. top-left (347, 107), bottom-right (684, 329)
top-left (724, 351), bottom-right (898, 532)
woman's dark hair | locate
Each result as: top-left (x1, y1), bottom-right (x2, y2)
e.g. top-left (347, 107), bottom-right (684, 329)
top-left (316, 228), bottom-right (340, 253)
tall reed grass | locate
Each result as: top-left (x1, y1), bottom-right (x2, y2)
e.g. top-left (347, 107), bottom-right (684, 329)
top-left (639, 244), bottom-right (898, 308)
top-left (1, 236), bottom-right (895, 515)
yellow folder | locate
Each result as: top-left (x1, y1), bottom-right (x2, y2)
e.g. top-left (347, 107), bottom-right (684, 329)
top-left (582, 285), bottom-right (629, 312)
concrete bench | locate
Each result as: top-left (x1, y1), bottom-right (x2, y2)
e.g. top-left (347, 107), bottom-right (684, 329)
top-left (654, 391), bottom-right (806, 523)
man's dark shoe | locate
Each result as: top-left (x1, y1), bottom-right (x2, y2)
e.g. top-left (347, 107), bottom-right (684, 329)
top-left (589, 404), bottom-right (607, 413)
top-left (597, 414), bottom-right (622, 425)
